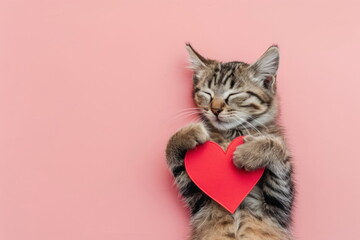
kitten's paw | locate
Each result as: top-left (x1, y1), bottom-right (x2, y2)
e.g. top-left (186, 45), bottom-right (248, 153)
top-left (171, 123), bottom-right (209, 151)
top-left (233, 136), bottom-right (268, 171)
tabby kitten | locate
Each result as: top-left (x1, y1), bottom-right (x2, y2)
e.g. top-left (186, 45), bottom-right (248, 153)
top-left (166, 44), bottom-right (295, 240)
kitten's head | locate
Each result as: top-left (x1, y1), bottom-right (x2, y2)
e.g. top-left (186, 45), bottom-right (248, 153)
top-left (186, 43), bottom-right (280, 131)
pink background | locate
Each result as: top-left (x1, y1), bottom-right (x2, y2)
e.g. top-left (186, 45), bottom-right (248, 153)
top-left (1, 1), bottom-right (360, 240)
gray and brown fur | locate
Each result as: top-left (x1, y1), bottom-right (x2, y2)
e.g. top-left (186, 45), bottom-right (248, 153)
top-left (166, 44), bottom-right (295, 240)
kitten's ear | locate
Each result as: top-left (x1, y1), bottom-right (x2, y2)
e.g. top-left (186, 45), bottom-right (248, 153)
top-left (185, 43), bottom-right (212, 71)
top-left (249, 45), bottom-right (279, 92)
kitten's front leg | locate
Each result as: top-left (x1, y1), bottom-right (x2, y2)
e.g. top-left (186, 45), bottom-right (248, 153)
top-left (233, 135), bottom-right (295, 228)
top-left (233, 135), bottom-right (288, 171)
top-left (165, 123), bottom-right (210, 215)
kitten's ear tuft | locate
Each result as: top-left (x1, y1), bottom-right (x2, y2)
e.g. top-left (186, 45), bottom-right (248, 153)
top-left (185, 43), bottom-right (211, 71)
top-left (250, 45), bottom-right (279, 79)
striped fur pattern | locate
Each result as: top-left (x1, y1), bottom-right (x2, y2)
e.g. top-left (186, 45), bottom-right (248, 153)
top-left (166, 44), bottom-right (295, 240)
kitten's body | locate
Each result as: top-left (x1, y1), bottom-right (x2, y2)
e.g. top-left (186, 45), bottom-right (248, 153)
top-left (166, 44), bottom-right (295, 240)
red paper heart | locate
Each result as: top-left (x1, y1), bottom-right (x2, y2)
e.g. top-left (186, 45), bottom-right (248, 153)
top-left (184, 136), bottom-right (265, 213)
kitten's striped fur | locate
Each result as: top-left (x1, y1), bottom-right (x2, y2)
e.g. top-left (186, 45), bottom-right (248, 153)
top-left (166, 44), bottom-right (295, 240)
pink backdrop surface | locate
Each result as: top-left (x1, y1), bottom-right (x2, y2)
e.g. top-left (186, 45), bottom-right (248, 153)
top-left (1, 1), bottom-right (360, 240)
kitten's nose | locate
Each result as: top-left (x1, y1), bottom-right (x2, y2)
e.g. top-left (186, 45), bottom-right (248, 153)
top-left (211, 108), bottom-right (223, 116)
top-left (211, 97), bottom-right (225, 117)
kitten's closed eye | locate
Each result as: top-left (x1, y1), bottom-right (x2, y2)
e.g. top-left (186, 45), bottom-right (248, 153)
top-left (225, 92), bottom-right (239, 104)
top-left (202, 91), bottom-right (213, 100)
top-left (240, 103), bottom-right (260, 109)
top-left (196, 91), bottom-right (213, 106)
top-left (225, 92), bottom-right (248, 104)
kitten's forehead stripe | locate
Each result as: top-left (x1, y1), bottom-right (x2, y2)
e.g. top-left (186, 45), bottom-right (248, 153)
top-left (206, 63), bottom-right (241, 89)
top-left (208, 76), bottom-right (214, 88)
top-left (214, 70), bottom-right (220, 85)
top-left (213, 63), bottom-right (222, 85)
top-left (230, 79), bottom-right (236, 89)
top-left (222, 68), bottom-right (235, 86)
top-left (220, 69), bottom-right (233, 85)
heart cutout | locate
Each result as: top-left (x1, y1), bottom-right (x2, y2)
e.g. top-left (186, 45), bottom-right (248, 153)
top-left (184, 136), bottom-right (265, 213)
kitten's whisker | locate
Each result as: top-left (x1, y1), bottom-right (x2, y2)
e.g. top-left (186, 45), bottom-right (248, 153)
top-left (172, 111), bottom-right (200, 117)
top-left (175, 107), bottom-right (202, 113)
top-left (221, 115), bottom-right (251, 136)
top-left (173, 110), bottom-right (199, 115)
top-left (171, 114), bottom-right (198, 121)
top-left (172, 109), bottom-right (200, 117)
top-left (231, 117), bottom-right (252, 136)
top-left (251, 118), bottom-right (268, 129)
top-left (171, 108), bottom-right (201, 119)
top-left (188, 116), bottom-right (201, 125)
top-left (244, 120), bottom-right (264, 137)
top-left (235, 115), bottom-right (265, 138)
top-left (172, 111), bottom-right (200, 120)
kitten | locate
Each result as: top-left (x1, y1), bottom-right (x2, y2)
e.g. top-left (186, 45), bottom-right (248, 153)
top-left (166, 44), bottom-right (295, 240)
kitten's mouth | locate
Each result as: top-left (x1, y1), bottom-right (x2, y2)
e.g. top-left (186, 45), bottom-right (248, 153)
top-left (203, 112), bottom-right (238, 130)
top-left (207, 115), bottom-right (242, 131)
top-left (212, 116), bottom-right (224, 124)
